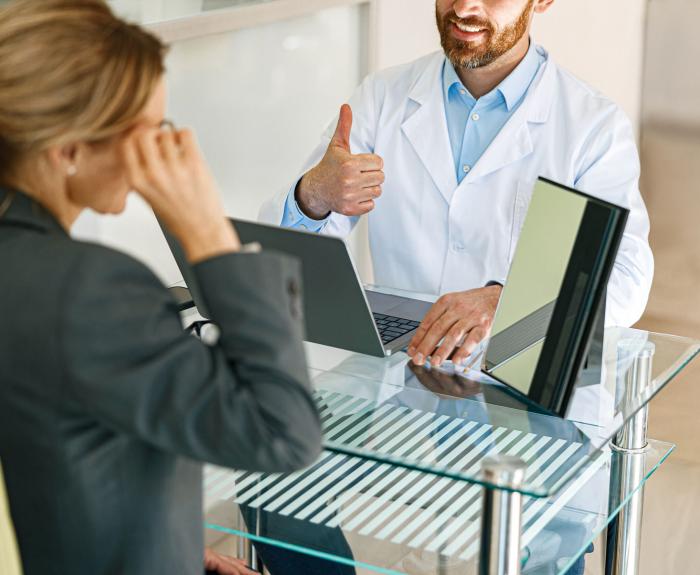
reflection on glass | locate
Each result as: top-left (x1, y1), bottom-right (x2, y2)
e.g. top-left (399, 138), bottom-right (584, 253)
top-left (485, 180), bottom-right (588, 395)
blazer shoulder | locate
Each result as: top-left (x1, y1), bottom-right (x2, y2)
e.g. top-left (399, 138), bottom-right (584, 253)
top-left (63, 239), bottom-right (166, 297)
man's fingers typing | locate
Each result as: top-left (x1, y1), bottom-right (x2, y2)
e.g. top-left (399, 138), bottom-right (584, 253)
top-left (408, 298), bottom-right (450, 354)
top-left (413, 313), bottom-right (459, 365)
top-left (431, 321), bottom-right (468, 366)
top-left (452, 326), bottom-right (488, 365)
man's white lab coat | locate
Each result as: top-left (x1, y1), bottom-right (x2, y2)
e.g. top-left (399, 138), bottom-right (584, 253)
top-left (261, 46), bottom-right (653, 327)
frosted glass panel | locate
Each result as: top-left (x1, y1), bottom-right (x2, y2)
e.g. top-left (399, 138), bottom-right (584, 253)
top-left (73, 5), bottom-right (366, 286)
top-left (167, 5), bottom-right (364, 221)
top-left (107, 0), bottom-right (275, 24)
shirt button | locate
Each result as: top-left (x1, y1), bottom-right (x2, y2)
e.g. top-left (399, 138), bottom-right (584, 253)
top-left (300, 224), bottom-right (308, 230)
top-left (460, 89), bottom-right (467, 96)
top-left (463, 164), bottom-right (471, 173)
top-left (472, 113), bottom-right (480, 121)
top-left (452, 242), bottom-right (464, 252)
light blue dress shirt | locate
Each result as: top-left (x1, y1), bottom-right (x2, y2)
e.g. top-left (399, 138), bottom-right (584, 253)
top-left (443, 41), bottom-right (544, 184)
top-left (281, 42), bottom-right (544, 230)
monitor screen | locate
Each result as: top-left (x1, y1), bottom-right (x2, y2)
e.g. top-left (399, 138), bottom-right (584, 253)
top-left (483, 178), bottom-right (628, 416)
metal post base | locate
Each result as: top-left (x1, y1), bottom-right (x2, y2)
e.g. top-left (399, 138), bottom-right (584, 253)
top-left (606, 341), bottom-right (655, 575)
top-left (479, 455), bottom-right (527, 575)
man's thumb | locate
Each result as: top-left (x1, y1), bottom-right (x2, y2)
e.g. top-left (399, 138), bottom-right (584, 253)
top-left (331, 104), bottom-right (352, 152)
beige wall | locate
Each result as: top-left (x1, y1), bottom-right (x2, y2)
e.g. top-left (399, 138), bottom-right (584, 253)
top-left (531, 0), bottom-right (647, 137)
top-left (643, 0), bottom-right (700, 129)
top-left (372, 0), bottom-right (440, 70)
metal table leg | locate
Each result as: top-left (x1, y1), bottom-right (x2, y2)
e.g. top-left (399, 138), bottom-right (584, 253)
top-left (606, 341), bottom-right (655, 575)
top-left (235, 477), bottom-right (264, 573)
top-left (479, 455), bottom-right (527, 575)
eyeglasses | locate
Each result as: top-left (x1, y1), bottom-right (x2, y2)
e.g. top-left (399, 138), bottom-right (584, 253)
top-left (159, 119), bottom-right (177, 132)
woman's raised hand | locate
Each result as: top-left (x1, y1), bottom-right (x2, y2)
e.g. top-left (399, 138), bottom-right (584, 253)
top-left (122, 126), bottom-right (240, 262)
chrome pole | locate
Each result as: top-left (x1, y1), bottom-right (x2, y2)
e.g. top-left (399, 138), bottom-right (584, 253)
top-left (249, 504), bottom-right (262, 572)
top-left (606, 341), bottom-right (655, 575)
top-left (479, 455), bottom-right (527, 575)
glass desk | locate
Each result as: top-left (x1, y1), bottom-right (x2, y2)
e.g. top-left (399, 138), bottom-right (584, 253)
top-left (179, 287), bottom-right (700, 574)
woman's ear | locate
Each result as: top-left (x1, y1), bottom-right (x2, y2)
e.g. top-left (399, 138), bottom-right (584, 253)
top-left (46, 143), bottom-right (80, 176)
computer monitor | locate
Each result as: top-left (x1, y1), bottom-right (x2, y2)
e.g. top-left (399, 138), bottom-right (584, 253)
top-left (482, 177), bottom-right (628, 417)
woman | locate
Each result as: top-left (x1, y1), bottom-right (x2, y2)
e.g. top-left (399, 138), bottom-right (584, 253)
top-left (0, 1), bottom-right (322, 574)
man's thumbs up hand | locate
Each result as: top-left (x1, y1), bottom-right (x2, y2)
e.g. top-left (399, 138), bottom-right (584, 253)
top-left (296, 104), bottom-right (385, 219)
top-left (330, 103), bottom-right (353, 152)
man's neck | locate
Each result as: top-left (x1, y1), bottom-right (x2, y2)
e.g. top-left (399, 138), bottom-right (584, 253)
top-left (455, 36), bottom-right (531, 99)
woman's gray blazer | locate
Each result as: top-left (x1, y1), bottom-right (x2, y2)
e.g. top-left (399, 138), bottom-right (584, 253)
top-left (0, 188), bottom-right (322, 574)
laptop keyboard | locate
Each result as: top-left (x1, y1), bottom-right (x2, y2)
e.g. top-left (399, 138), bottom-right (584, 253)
top-left (373, 313), bottom-right (421, 345)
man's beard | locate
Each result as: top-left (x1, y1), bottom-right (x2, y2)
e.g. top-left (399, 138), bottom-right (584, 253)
top-left (436, 0), bottom-right (534, 70)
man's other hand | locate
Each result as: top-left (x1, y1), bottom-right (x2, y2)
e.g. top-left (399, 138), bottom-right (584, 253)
top-left (407, 285), bottom-right (502, 367)
top-left (296, 104), bottom-right (385, 219)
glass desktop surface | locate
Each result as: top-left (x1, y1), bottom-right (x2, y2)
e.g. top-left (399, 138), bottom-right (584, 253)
top-left (189, 285), bottom-right (692, 573)
top-left (304, 285), bottom-right (700, 498)
top-left (203, 440), bottom-right (673, 575)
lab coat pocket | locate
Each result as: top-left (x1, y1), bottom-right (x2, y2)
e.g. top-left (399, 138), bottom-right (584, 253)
top-left (508, 179), bottom-right (537, 263)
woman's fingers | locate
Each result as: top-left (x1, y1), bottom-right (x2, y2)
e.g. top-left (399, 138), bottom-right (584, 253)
top-left (120, 136), bottom-right (146, 191)
top-left (158, 129), bottom-right (180, 166)
top-left (176, 128), bottom-right (199, 163)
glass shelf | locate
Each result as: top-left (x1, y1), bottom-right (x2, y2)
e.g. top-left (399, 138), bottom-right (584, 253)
top-left (204, 440), bottom-right (673, 575)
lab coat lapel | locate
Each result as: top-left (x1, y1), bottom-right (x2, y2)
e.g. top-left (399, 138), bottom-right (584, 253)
top-left (401, 57), bottom-right (458, 205)
top-left (466, 119), bottom-right (534, 183)
top-left (464, 58), bottom-right (555, 183)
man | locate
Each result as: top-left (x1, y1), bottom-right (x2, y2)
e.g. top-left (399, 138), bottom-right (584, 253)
top-left (261, 0), bottom-right (653, 368)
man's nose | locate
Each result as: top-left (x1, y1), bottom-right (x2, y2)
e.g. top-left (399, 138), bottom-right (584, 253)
top-left (451, 0), bottom-right (485, 18)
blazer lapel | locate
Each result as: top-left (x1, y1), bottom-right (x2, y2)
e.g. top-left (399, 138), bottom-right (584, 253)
top-left (401, 57), bottom-right (458, 205)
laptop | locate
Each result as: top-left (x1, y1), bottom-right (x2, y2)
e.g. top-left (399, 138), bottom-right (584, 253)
top-left (161, 218), bottom-right (432, 357)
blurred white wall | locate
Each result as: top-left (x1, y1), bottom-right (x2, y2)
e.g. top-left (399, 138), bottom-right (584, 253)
top-left (74, 0), bottom-right (647, 286)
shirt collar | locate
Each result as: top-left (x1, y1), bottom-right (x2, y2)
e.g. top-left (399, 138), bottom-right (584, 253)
top-left (0, 187), bottom-right (68, 237)
top-left (443, 57), bottom-right (476, 105)
top-left (497, 40), bottom-right (540, 110)
top-left (442, 39), bottom-right (541, 111)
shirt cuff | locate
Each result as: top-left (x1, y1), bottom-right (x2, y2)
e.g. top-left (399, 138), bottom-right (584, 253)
top-left (281, 180), bottom-right (330, 233)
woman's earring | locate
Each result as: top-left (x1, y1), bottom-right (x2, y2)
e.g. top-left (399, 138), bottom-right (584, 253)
top-left (66, 165), bottom-right (77, 176)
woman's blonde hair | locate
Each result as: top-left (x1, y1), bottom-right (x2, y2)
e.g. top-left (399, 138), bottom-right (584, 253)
top-left (0, 0), bottom-right (166, 181)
